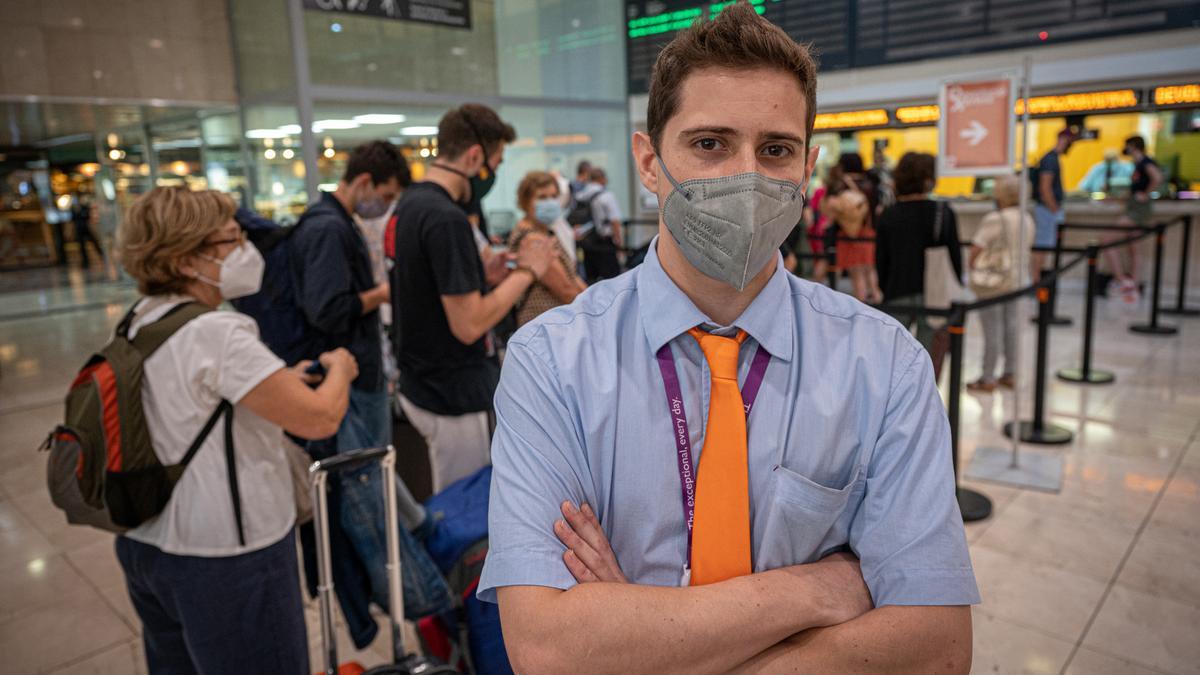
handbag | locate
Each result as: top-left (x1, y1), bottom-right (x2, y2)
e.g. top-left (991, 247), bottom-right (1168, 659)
top-left (923, 201), bottom-right (967, 329)
top-left (969, 210), bottom-right (1016, 297)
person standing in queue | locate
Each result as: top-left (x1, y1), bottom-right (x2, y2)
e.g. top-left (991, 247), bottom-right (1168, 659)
top-left (1106, 135), bottom-right (1162, 302)
top-left (509, 170), bottom-right (587, 328)
top-left (389, 104), bottom-right (555, 492)
top-left (573, 167), bottom-right (625, 281)
top-left (1031, 128), bottom-right (1076, 280)
top-left (114, 187), bottom-right (358, 674)
top-left (479, 4), bottom-right (978, 673)
top-left (291, 141), bottom-right (406, 455)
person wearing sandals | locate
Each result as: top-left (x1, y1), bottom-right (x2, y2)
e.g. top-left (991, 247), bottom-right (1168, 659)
top-left (508, 170), bottom-right (587, 327)
top-left (967, 175), bottom-right (1034, 392)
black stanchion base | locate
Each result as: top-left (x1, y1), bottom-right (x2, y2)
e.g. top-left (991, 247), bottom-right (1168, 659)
top-left (1129, 323), bottom-right (1179, 335)
top-left (1056, 367), bottom-right (1116, 384)
top-left (957, 488), bottom-right (992, 522)
top-left (1003, 420), bottom-right (1074, 445)
top-left (1030, 315), bottom-right (1073, 326)
top-left (1159, 306), bottom-right (1200, 317)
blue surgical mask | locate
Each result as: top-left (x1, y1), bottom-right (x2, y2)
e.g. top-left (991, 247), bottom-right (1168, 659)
top-left (534, 198), bottom-right (562, 225)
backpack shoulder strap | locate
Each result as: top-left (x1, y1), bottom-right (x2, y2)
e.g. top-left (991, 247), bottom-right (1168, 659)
top-left (129, 302), bottom-right (213, 357)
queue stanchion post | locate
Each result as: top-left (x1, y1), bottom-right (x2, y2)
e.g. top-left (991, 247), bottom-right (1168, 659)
top-left (1057, 243), bottom-right (1115, 384)
top-left (1161, 215), bottom-right (1199, 317)
top-left (946, 302), bottom-right (992, 522)
top-left (1005, 284), bottom-right (1074, 444)
top-left (1130, 222), bottom-right (1178, 335)
top-left (1032, 227), bottom-right (1072, 326)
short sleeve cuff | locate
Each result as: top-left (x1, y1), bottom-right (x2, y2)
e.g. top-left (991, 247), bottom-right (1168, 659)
top-left (865, 568), bottom-right (981, 607)
top-left (477, 548), bottom-right (576, 604)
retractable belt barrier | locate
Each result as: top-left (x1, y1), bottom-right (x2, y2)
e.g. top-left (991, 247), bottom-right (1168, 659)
top-left (867, 216), bottom-right (1191, 522)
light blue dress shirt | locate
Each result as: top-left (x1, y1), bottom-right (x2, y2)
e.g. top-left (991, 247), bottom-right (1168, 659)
top-left (479, 239), bottom-right (979, 607)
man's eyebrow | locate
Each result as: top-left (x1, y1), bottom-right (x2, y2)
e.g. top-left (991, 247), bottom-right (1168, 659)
top-left (678, 126), bottom-right (740, 137)
top-left (678, 126), bottom-right (807, 145)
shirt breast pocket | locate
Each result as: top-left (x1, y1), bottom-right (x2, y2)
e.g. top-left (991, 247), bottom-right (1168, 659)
top-left (755, 464), bottom-right (865, 572)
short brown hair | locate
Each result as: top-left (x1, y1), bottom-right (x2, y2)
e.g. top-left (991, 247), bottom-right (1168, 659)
top-left (646, 2), bottom-right (818, 152)
top-left (438, 103), bottom-right (517, 160)
top-left (118, 187), bottom-right (236, 296)
top-left (893, 152), bottom-right (937, 196)
top-left (517, 170), bottom-right (559, 213)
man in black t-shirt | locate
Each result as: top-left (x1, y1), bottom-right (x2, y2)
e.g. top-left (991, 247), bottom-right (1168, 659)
top-left (1106, 135), bottom-right (1163, 300)
top-left (389, 104), bottom-right (554, 491)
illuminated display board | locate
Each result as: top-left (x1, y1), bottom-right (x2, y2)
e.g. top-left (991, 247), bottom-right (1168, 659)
top-left (1154, 84), bottom-right (1200, 106)
top-left (1015, 89), bottom-right (1139, 115)
top-left (813, 109), bottom-right (889, 130)
top-left (626, 1), bottom-right (1200, 95)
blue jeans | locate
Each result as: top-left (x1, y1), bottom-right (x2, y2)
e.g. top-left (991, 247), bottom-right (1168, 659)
top-left (302, 386), bottom-right (452, 648)
top-left (116, 531), bottom-right (308, 675)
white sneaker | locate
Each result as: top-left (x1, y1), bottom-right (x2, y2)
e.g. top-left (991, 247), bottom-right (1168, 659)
top-left (1120, 279), bottom-right (1139, 305)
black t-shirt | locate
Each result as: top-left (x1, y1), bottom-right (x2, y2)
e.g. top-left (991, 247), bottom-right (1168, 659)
top-left (390, 182), bottom-right (499, 415)
top-left (1130, 156), bottom-right (1159, 195)
top-left (1035, 150), bottom-right (1063, 206)
top-left (874, 199), bottom-right (963, 301)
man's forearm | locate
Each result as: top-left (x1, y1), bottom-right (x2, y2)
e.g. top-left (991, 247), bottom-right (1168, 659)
top-left (732, 606), bottom-right (972, 675)
top-left (500, 567), bottom-right (833, 675)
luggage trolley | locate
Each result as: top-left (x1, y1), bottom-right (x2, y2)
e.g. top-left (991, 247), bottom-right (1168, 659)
top-left (310, 446), bottom-right (455, 675)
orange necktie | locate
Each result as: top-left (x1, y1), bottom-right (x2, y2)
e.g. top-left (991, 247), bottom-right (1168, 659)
top-left (687, 327), bottom-right (752, 586)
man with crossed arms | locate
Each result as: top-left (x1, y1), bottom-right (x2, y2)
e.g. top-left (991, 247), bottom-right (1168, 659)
top-left (478, 4), bottom-right (979, 672)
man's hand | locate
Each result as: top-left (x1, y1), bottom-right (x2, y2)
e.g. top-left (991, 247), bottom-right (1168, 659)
top-left (290, 360), bottom-right (323, 386)
top-left (483, 249), bottom-right (514, 286)
top-left (554, 501), bottom-right (628, 584)
top-left (518, 233), bottom-right (555, 279)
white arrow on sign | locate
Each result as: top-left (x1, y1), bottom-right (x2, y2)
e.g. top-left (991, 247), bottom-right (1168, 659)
top-left (960, 120), bottom-right (988, 146)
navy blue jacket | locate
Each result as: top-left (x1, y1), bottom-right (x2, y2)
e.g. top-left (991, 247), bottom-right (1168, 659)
top-left (291, 192), bottom-right (383, 392)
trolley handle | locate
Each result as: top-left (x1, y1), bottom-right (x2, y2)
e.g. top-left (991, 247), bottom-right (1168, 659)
top-left (308, 446), bottom-right (392, 476)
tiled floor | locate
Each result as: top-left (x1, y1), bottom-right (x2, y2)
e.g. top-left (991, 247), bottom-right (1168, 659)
top-left (0, 273), bottom-right (1197, 674)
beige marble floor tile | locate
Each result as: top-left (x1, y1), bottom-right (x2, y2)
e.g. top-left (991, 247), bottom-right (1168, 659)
top-left (64, 538), bottom-right (141, 634)
top-left (1117, 523), bottom-right (1200, 609)
top-left (973, 498), bottom-right (1133, 583)
top-left (1148, 465), bottom-right (1200, 542)
top-left (1083, 584), bottom-right (1200, 674)
top-left (969, 608), bottom-right (1074, 675)
top-left (1064, 647), bottom-right (1171, 675)
top-left (967, 546), bottom-right (1108, 642)
top-left (0, 591), bottom-right (134, 673)
top-left (0, 497), bottom-right (58, 568)
top-left (12, 486), bottom-right (115, 555)
top-left (0, 553), bottom-right (96, 623)
top-left (49, 640), bottom-right (140, 675)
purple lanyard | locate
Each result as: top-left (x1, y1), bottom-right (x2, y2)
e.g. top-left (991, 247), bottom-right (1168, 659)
top-left (655, 339), bottom-right (771, 568)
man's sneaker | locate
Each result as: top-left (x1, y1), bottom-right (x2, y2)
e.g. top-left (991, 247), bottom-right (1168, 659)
top-left (998, 374), bottom-right (1016, 388)
top-left (967, 378), bottom-right (997, 393)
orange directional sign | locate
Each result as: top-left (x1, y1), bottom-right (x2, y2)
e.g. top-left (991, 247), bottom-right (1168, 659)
top-left (938, 77), bottom-right (1016, 176)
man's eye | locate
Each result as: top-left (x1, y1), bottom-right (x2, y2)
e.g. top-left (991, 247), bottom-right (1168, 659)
top-left (763, 145), bottom-right (792, 158)
top-left (696, 138), bottom-right (722, 151)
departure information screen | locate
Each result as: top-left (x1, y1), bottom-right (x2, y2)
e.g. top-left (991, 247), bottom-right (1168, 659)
top-left (625, 0), bottom-right (1200, 95)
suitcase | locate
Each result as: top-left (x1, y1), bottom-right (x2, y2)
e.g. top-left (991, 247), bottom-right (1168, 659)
top-left (310, 446), bottom-right (457, 675)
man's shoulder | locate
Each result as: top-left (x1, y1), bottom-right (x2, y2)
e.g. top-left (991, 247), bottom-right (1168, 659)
top-left (396, 185), bottom-right (468, 230)
top-left (788, 275), bottom-right (921, 362)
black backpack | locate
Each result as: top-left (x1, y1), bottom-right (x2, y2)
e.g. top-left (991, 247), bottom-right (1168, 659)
top-left (231, 208), bottom-right (325, 367)
top-left (566, 190), bottom-right (599, 227)
top-left (43, 302), bottom-right (244, 543)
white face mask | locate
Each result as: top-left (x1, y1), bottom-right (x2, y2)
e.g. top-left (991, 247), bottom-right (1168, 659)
top-left (198, 242), bottom-right (265, 299)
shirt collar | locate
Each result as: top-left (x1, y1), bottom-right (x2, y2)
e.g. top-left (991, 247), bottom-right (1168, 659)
top-left (638, 237), bottom-right (795, 362)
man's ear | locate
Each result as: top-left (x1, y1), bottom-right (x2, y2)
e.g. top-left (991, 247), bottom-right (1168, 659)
top-left (632, 131), bottom-right (659, 195)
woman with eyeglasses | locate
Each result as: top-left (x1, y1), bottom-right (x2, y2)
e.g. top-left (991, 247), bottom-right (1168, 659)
top-left (113, 186), bottom-right (357, 673)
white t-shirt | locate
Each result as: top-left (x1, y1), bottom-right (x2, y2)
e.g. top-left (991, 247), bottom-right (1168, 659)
top-left (123, 295), bottom-right (294, 557)
top-left (972, 206), bottom-right (1036, 287)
